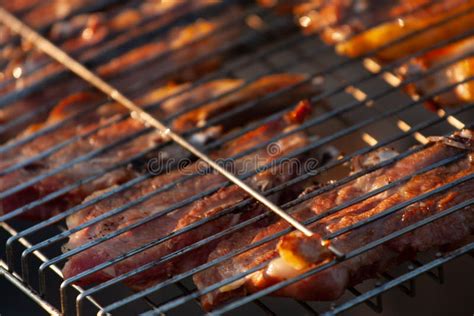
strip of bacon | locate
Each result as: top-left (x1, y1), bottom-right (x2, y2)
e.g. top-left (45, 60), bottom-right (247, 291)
top-left (397, 36), bottom-right (474, 110)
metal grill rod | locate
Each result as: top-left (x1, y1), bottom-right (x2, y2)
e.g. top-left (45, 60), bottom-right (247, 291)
top-left (0, 221), bottom-right (104, 312)
top-left (325, 242), bottom-right (474, 316)
top-left (0, 260), bottom-right (61, 315)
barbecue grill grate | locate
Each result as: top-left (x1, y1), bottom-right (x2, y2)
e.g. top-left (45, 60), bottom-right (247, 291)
top-left (0, 1), bottom-right (473, 315)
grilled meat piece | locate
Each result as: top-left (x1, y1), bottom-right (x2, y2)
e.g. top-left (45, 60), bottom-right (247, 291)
top-left (61, 102), bottom-right (311, 288)
top-left (293, 0), bottom-right (474, 61)
top-left (195, 129), bottom-right (473, 310)
top-left (172, 74), bottom-right (316, 131)
top-left (0, 5), bottom-right (237, 140)
top-left (397, 36), bottom-right (474, 110)
top-left (0, 73), bottom-right (316, 220)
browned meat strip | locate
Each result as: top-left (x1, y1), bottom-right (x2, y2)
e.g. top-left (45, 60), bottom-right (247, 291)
top-left (61, 102), bottom-right (311, 288)
top-left (0, 73), bottom-right (316, 220)
top-left (195, 129), bottom-right (473, 310)
top-left (396, 36), bottom-right (474, 110)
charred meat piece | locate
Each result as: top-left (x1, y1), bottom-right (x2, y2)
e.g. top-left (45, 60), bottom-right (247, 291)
top-left (0, 73), bottom-right (316, 220)
top-left (293, 0), bottom-right (474, 61)
top-left (397, 36), bottom-right (474, 110)
top-left (172, 74), bottom-right (317, 131)
top-left (195, 129), bottom-right (473, 310)
top-left (61, 102), bottom-right (312, 288)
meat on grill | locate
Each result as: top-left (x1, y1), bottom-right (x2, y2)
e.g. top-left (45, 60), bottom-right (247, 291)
top-left (195, 129), bottom-right (473, 310)
top-left (292, 0), bottom-right (474, 61)
top-left (0, 3), bottom-right (238, 140)
top-left (0, 73), bottom-right (317, 220)
top-left (397, 36), bottom-right (474, 110)
top-left (61, 101), bottom-right (311, 288)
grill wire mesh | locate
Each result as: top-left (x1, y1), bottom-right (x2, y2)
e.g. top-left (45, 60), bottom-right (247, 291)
top-left (0, 0), bottom-right (473, 315)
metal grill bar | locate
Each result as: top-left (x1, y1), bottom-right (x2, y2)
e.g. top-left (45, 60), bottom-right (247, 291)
top-left (325, 242), bottom-right (474, 316)
top-left (0, 260), bottom-right (60, 315)
top-left (1, 221), bottom-right (104, 313)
